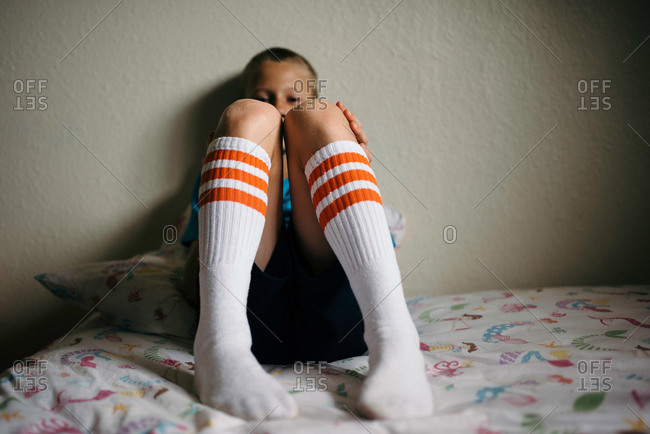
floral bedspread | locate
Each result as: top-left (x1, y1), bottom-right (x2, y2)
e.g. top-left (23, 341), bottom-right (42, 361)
top-left (1, 285), bottom-right (649, 433)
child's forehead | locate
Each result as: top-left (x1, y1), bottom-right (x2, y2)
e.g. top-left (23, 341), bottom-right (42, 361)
top-left (253, 60), bottom-right (312, 82)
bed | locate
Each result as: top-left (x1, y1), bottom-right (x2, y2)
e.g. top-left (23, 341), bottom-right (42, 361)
top-left (2, 212), bottom-right (649, 433)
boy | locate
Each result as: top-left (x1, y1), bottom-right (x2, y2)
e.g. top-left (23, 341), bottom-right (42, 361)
top-left (183, 48), bottom-right (433, 420)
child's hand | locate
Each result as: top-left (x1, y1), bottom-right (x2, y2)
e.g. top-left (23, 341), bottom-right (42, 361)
top-left (336, 101), bottom-right (372, 163)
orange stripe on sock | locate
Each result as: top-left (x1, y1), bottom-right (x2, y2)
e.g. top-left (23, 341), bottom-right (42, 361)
top-left (308, 152), bottom-right (370, 189)
top-left (200, 167), bottom-right (268, 191)
top-left (198, 187), bottom-right (267, 216)
top-left (203, 149), bottom-right (269, 173)
top-left (318, 188), bottom-right (382, 230)
top-left (311, 169), bottom-right (378, 210)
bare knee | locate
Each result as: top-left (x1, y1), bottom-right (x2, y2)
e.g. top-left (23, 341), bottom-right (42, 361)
top-left (214, 99), bottom-right (282, 153)
top-left (284, 99), bottom-right (357, 163)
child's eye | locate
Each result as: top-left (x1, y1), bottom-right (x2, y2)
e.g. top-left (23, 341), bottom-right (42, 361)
top-left (288, 97), bottom-right (299, 103)
top-left (254, 96), bottom-right (269, 103)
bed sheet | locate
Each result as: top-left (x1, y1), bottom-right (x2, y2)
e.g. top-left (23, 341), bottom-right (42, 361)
top-left (1, 285), bottom-right (649, 433)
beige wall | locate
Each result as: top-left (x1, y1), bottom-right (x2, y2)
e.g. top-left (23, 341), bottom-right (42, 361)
top-left (1, 0), bottom-right (648, 369)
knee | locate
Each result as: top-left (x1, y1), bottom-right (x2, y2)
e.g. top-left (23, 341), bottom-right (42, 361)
top-left (284, 99), bottom-right (356, 157)
top-left (221, 98), bottom-right (281, 127)
top-left (216, 99), bottom-right (282, 149)
top-left (284, 99), bottom-right (346, 132)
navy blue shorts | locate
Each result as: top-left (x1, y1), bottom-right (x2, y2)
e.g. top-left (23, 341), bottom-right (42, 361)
top-left (196, 223), bottom-right (367, 365)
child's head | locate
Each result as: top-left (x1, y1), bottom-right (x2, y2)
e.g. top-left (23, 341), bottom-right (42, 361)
top-left (242, 47), bottom-right (318, 116)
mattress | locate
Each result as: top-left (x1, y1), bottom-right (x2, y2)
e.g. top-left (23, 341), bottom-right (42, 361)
top-left (1, 285), bottom-right (649, 433)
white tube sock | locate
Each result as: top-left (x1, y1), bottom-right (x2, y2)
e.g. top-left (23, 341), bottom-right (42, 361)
top-left (194, 136), bottom-right (297, 420)
top-left (305, 140), bottom-right (434, 419)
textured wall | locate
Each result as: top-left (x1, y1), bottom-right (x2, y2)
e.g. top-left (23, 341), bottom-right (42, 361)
top-left (1, 0), bottom-right (648, 369)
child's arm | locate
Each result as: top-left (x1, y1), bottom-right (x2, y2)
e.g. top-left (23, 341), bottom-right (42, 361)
top-left (182, 239), bottom-right (199, 306)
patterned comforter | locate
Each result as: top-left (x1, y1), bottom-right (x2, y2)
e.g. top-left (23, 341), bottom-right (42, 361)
top-left (1, 285), bottom-right (649, 433)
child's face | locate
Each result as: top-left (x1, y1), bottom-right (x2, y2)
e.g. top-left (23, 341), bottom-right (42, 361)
top-left (245, 60), bottom-right (315, 117)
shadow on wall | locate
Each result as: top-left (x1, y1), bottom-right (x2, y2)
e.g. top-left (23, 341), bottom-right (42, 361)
top-left (123, 73), bottom-right (245, 256)
top-left (0, 75), bottom-right (246, 371)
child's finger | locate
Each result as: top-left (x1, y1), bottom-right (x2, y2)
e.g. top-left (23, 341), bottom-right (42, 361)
top-left (342, 108), bottom-right (355, 123)
top-left (338, 102), bottom-right (359, 126)
top-left (351, 121), bottom-right (368, 145)
top-left (347, 110), bottom-right (362, 129)
top-left (342, 107), bottom-right (354, 122)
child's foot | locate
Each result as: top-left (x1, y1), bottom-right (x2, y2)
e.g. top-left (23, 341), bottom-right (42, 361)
top-left (194, 342), bottom-right (298, 420)
top-left (356, 332), bottom-right (433, 419)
